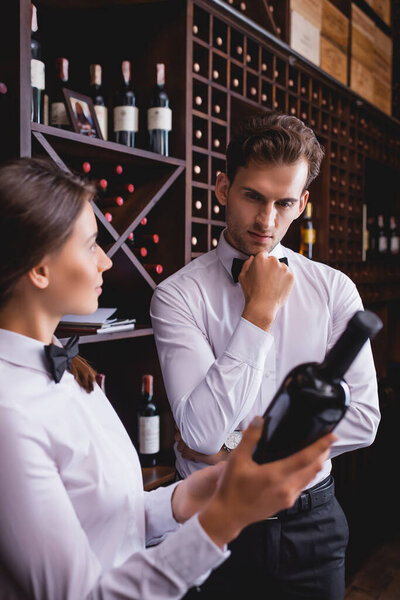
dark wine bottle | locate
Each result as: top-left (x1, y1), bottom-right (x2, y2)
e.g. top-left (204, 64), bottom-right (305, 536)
top-left (50, 58), bottom-right (70, 129)
top-left (147, 63), bottom-right (172, 156)
top-left (253, 310), bottom-right (382, 464)
top-left (89, 64), bottom-right (107, 140)
top-left (31, 3), bottom-right (45, 123)
top-left (113, 60), bottom-right (138, 147)
top-left (138, 374), bottom-right (160, 467)
top-left (299, 202), bottom-right (316, 259)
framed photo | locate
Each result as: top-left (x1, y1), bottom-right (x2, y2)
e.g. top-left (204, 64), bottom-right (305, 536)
top-left (62, 88), bottom-right (103, 139)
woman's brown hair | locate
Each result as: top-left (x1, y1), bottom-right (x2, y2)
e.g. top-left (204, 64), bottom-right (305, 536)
top-left (0, 157), bottom-right (97, 392)
top-left (226, 111), bottom-right (325, 190)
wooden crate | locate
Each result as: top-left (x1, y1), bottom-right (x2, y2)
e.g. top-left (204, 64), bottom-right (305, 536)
top-left (320, 34), bottom-right (347, 85)
top-left (290, 0), bottom-right (322, 30)
top-left (321, 0), bottom-right (349, 53)
top-left (373, 0), bottom-right (391, 26)
top-left (290, 10), bottom-right (321, 65)
top-left (351, 3), bottom-right (376, 40)
top-left (351, 25), bottom-right (375, 69)
top-left (350, 58), bottom-right (375, 104)
top-left (373, 77), bottom-right (392, 115)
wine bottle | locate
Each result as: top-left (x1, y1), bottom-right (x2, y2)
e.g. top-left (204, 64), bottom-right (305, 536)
top-left (299, 202), bottom-right (316, 259)
top-left (389, 216), bottom-right (400, 255)
top-left (30, 3), bottom-right (45, 124)
top-left (113, 60), bottom-right (138, 147)
top-left (89, 64), bottom-right (107, 140)
top-left (50, 58), bottom-right (70, 129)
top-left (147, 63), bottom-right (172, 156)
top-left (377, 215), bottom-right (388, 255)
top-left (253, 310), bottom-right (382, 464)
top-left (138, 374), bottom-right (160, 467)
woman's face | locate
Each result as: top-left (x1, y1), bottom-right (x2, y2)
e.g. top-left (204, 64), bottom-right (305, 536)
top-left (43, 201), bottom-right (112, 317)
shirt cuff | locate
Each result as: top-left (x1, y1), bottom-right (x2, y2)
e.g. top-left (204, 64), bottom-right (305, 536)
top-left (224, 317), bottom-right (274, 370)
top-left (155, 514), bottom-right (230, 586)
top-left (144, 482), bottom-right (181, 546)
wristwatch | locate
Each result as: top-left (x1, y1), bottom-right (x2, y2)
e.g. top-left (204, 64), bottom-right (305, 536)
top-left (222, 430), bottom-right (242, 453)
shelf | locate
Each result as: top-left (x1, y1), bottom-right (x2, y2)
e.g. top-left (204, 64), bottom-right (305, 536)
top-left (31, 123), bottom-right (185, 168)
top-left (142, 465), bottom-right (176, 491)
top-left (57, 325), bottom-right (153, 345)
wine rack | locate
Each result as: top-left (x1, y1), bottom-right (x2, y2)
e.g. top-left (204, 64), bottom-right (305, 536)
top-left (188, 0), bottom-right (400, 308)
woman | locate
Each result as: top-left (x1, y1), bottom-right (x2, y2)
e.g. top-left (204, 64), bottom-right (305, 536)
top-left (0, 157), bottom-right (334, 599)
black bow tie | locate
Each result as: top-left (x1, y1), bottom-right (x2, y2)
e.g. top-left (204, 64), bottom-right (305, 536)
top-left (231, 256), bottom-right (288, 283)
top-left (44, 335), bottom-right (79, 383)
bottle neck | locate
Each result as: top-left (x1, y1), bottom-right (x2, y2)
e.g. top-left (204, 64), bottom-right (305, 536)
top-left (141, 374), bottom-right (154, 402)
top-left (318, 311), bottom-right (382, 380)
top-left (121, 60), bottom-right (132, 87)
top-left (56, 58), bottom-right (69, 82)
top-left (90, 64), bottom-right (102, 87)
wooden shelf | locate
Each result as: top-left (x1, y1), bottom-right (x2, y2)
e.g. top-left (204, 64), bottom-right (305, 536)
top-left (31, 122), bottom-right (186, 168)
top-left (142, 465), bottom-right (176, 491)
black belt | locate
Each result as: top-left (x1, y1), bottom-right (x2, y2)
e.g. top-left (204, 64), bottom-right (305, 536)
top-left (271, 475), bottom-right (334, 520)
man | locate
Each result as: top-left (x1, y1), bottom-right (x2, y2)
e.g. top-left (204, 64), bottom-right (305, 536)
top-left (150, 112), bottom-right (380, 599)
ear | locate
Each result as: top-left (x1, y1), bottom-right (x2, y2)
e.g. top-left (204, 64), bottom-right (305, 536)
top-left (296, 190), bottom-right (309, 219)
top-left (215, 172), bottom-right (230, 207)
top-left (27, 263), bottom-right (50, 290)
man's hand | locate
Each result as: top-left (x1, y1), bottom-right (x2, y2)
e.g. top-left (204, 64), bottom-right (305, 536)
top-left (240, 252), bottom-right (294, 331)
top-left (175, 428), bottom-right (228, 465)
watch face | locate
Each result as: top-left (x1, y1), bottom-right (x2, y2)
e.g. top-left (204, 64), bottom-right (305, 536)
top-left (225, 431), bottom-right (242, 450)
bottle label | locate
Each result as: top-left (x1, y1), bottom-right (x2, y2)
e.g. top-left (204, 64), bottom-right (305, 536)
top-left (94, 105), bottom-right (108, 140)
top-left (50, 102), bottom-right (69, 126)
top-left (31, 58), bottom-right (45, 90)
top-left (390, 236), bottom-right (399, 254)
top-left (139, 415), bottom-right (160, 454)
top-left (303, 228), bottom-right (316, 244)
top-left (147, 107), bottom-right (172, 131)
top-left (113, 105), bottom-right (138, 132)
top-left (379, 236), bottom-right (388, 252)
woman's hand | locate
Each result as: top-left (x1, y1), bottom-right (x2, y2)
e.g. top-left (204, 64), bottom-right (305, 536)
top-left (198, 417), bottom-right (336, 548)
top-left (171, 462), bottom-right (226, 524)
top-left (175, 428), bottom-right (228, 465)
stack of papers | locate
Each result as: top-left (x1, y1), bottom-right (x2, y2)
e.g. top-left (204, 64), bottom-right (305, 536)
top-left (59, 308), bottom-right (136, 334)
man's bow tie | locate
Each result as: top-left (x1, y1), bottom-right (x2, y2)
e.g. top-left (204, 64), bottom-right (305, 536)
top-left (44, 335), bottom-right (79, 383)
top-left (231, 256), bottom-right (289, 283)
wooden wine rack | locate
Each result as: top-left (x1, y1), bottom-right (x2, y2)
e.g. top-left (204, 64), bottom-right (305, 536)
top-left (187, 0), bottom-right (400, 309)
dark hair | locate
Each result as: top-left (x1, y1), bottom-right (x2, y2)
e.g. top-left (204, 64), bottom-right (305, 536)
top-left (226, 111), bottom-right (325, 190)
top-left (0, 157), bottom-right (97, 392)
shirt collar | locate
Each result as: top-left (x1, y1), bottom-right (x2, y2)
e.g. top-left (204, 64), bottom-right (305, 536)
top-left (0, 328), bottom-right (57, 377)
top-left (216, 228), bottom-right (285, 280)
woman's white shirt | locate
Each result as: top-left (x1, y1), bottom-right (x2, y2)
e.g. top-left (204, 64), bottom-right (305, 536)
top-left (0, 329), bottom-right (228, 599)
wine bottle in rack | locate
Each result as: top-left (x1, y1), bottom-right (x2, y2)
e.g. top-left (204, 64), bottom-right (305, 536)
top-left (253, 310), bottom-right (382, 464)
top-left (30, 3), bottom-right (45, 124)
top-left (299, 202), bottom-right (316, 259)
top-left (137, 374), bottom-right (160, 467)
top-left (143, 264), bottom-right (163, 275)
top-left (377, 215), bottom-right (388, 255)
top-left (147, 63), bottom-right (172, 156)
top-left (97, 195), bottom-right (124, 207)
top-left (89, 64), bottom-right (107, 140)
top-left (113, 60), bottom-right (138, 147)
top-left (50, 58), bottom-right (70, 130)
top-left (389, 216), bottom-right (399, 255)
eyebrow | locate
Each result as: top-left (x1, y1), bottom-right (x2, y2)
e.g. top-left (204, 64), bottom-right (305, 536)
top-left (240, 186), bottom-right (299, 203)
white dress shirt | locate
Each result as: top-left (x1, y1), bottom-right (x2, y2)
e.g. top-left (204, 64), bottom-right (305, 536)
top-left (0, 329), bottom-right (228, 600)
top-left (150, 231), bottom-right (380, 482)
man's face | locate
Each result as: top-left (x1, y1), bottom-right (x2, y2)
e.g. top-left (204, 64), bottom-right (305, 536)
top-left (215, 159), bottom-right (309, 255)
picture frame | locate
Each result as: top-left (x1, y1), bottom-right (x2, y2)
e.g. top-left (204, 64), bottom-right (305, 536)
top-left (62, 88), bottom-right (103, 139)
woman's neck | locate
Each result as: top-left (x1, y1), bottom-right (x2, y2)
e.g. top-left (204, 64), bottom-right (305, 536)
top-left (0, 294), bottom-right (59, 344)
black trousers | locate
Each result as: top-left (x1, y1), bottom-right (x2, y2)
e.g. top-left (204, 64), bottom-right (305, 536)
top-left (183, 483), bottom-right (349, 600)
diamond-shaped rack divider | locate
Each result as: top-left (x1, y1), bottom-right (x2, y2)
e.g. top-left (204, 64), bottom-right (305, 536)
top-left (31, 123), bottom-right (185, 292)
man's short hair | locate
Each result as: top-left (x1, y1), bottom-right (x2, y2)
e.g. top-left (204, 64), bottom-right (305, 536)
top-left (226, 111), bottom-right (325, 190)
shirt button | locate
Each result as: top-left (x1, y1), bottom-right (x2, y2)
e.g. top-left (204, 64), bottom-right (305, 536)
top-left (264, 370), bottom-right (270, 378)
